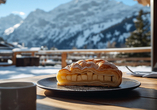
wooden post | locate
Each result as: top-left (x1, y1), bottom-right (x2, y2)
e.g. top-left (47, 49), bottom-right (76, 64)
top-left (151, 0), bottom-right (157, 70)
top-left (62, 52), bottom-right (67, 68)
top-left (97, 53), bottom-right (101, 58)
top-left (32, 52), bottom-right (35, 56)
top-left (12, 52), bottom-right (17, 65)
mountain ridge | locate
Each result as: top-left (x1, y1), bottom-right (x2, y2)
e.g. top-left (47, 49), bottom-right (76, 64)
top-left (0, 0), bottom-right (150, 49)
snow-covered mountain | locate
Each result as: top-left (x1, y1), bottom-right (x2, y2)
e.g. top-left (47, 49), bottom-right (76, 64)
top-left (0, 14), bottom-right (23, 36)
top-left (0, 0), bottom-right (150, 49)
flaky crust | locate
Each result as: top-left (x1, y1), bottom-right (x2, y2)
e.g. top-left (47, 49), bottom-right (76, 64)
top-left (56, 59), bottom-right (122, 87)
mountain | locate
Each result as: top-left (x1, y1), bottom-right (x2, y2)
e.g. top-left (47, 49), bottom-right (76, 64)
top-left (0, 0), bottom-right (150, 49)
top-left (0, 14), bottom-right (23, 36)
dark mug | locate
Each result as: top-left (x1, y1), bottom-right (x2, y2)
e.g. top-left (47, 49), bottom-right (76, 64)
top-left (0, 82), bottom-right (36, 110)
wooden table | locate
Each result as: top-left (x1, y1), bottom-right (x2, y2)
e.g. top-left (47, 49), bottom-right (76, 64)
top-left (1, 73), bottom-right (157, 110)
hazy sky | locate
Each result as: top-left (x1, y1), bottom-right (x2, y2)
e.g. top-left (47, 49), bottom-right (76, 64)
top-left (0, 0), bottom-right (138, 19)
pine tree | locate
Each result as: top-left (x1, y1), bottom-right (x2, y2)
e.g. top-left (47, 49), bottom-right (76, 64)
top-left (125, 10), bottom-right (150, 57)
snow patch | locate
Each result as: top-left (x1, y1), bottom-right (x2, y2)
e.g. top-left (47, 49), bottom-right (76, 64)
top-left (118, 33), bottom-right (130, 42)
top-left (114, 30), bottom-right (120, 36)
top-left (92, 34), bottom-right (100, 44)
top-left (4, 21), bottom-right (23, 35)
top-left (124, 23), bottom-right (132, 31)
top-left (76, 35), bottom-right (86, 47)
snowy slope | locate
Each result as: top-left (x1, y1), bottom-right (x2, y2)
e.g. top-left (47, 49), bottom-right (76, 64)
top-left (0, 14), bottom-right (23, 35)
top-left (1, 0), bottom-right (150, 49)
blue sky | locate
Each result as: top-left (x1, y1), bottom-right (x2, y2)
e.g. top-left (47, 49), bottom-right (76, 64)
top-left (0, 0), bottom-right (138, 19)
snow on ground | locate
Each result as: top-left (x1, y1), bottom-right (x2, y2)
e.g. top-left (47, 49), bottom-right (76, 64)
top-left (0, 65), bottom-right (152, 80)
top-left (0, 65), bottom-right (61, 80)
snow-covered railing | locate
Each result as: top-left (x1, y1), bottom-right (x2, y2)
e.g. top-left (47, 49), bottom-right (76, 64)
top-left (9, 47), bottom-right (151, 68)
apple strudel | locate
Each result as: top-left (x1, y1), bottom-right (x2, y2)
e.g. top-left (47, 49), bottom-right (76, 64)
top-left (56, 59), bottom-right (122, 87)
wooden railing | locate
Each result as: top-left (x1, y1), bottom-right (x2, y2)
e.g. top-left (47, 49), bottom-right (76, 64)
top-left (5, 47), bottom-right (150, 68)
top-left (12, 50), bottom-right (38, 65)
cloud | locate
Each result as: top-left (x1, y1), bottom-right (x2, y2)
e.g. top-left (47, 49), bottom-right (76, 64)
top-left (12, 11), bottom-right (25, 16)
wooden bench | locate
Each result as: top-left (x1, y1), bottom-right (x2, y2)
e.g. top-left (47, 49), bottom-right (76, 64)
top-left (16, 56), bottom-right (39, 67)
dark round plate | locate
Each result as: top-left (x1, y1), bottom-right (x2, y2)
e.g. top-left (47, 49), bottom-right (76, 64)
top-left (37, 77), bottom-right (141, 93)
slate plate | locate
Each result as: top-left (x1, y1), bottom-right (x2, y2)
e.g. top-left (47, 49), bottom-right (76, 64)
top-left (37, 77), bottom-right (141, 93)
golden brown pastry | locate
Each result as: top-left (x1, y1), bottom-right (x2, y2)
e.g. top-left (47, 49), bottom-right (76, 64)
top-left (56, 59), bottom-right (122, 87)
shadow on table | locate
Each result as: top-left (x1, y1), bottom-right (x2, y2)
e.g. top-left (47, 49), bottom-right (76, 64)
top-left (44, 87), bottom-right (157, 110)
top-left (37, 95), bottom-right (46, 99)
top-left (37, 103), bottom-right (66, 110)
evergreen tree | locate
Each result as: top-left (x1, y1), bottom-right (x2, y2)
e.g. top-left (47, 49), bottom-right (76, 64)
top-left (125, 10), bottom-right (150, 57)
top-left (126, 10), bottom-right (150, 47)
